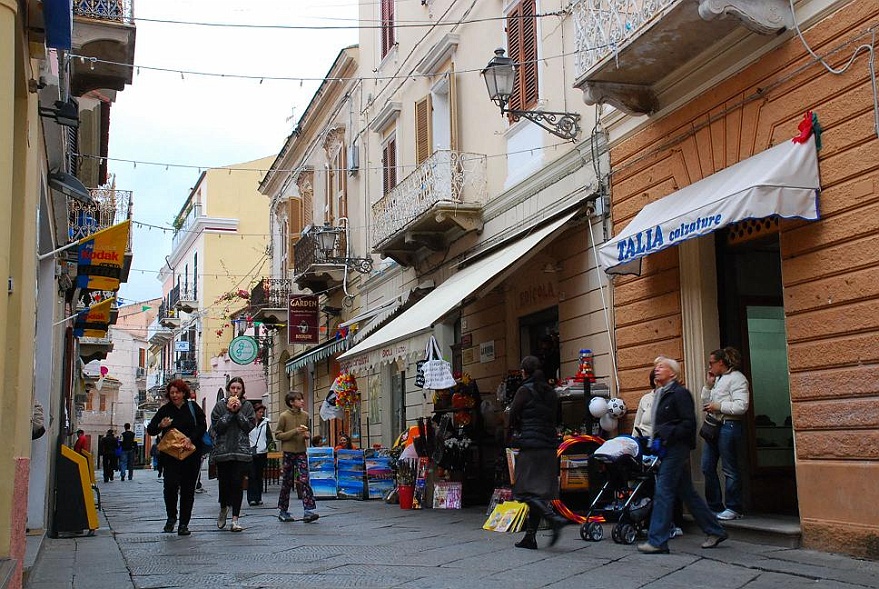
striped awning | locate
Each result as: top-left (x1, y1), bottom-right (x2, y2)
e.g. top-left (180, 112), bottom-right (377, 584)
top-left (285, 338), bottom-right (348, 374)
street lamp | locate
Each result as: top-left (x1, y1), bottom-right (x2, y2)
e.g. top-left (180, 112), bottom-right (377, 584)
top-left (482, 48), bottom-right (580, 141)
top-left (313, 221), bottom-right (373, 274)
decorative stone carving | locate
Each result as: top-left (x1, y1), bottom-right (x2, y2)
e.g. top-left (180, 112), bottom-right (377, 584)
top-left (698, 0), bottom-right (793, 34)
top-left (322, 127), bottom-right (345, 157)
top-left (580, 81), bottom-right (658, 116)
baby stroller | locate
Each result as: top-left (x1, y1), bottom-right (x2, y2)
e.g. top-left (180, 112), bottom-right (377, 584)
top-left (579, 436), bottom-right (660, 545)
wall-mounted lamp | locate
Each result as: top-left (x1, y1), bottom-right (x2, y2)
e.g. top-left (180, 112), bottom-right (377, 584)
top-left (314, 223), bottom-right (373, 274)
top-left (39, 97), bottom-right (80, 128)
top-left (49, 170), bottom-right (93, 204)
top-left (482, 48), bottom-right (580, 141)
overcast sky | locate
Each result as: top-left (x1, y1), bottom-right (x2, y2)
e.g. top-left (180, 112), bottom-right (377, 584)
top-left (112, 0), bottom-right (358, 305)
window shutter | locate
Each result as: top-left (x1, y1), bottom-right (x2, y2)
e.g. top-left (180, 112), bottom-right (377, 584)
top-left (381, 0), bottom-right (395, 57)
top-left (507, 5), bottom-right (522, 113)
top-left (449, 66), bottom-right (459, 152)
top-left (507, 0), bottom-right (538, 113)
top-left (338, 147), bottom-right (348, 219)
top-left (287, 198), bottom-right (303, 271)
top-left (415, 96), bottom-right (432, 165)
top-left (383, 137), bottom-right (397, 195)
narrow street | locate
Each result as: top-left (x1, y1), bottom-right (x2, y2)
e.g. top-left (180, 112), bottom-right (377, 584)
top-left (25, 469), bottom-right (879, 589)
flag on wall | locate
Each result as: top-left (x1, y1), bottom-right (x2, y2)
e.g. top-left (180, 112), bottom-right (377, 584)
top-left (73, 297), bottom-right (115, 338)
top-left (76, 220), bottom-right (130, 291)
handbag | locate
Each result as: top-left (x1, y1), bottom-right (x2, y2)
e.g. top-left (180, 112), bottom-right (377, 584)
top-left (422, 336), bottom-right (456, 390)
top-left (157, 428), bottom-right (196, 461)
top-left (188, 401), bottom-right (213, 454)
top-left (699, 414), bottom-right (721, 444)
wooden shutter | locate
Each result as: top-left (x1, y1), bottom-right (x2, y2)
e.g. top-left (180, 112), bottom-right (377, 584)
top-left (381, 0), bottom-right (395, 57)
top-left (415, 96), bottom-right (432, 165)
top-left (449, 66), bottom-right (459, 152)
top-left (507, 0), bottom-right (538, 113)
top-left (382, 136), bottom-right (397, 195)
top-left (337, 147), bottom-right (348, 219)
top-left (287, 198), bottom-right (303, 271)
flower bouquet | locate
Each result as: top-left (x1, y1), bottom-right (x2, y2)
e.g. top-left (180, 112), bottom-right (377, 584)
top-left (332, 372), bottom-right (360, 410)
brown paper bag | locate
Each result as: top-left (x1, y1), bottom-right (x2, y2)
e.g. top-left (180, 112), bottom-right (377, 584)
top-left (157, 428), bottom-right (196, 461)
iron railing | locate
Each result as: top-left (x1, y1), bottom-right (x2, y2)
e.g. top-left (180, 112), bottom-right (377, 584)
top-left (74, 0), bottom-right (134, 25)
top-left (171, 202), bottom-right (202, 251)
top-left (250, 278), bottom-right (292, 309)
top-left (68, 187), bottom-right (133, 246)
top-left (573, 0), bottom-right (676, 77)
top-left (168, 284), bottom-right (180, 310)
top-left (371, 150), bottom-right (487, 247)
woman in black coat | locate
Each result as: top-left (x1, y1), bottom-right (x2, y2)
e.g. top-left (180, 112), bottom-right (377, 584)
top-left (508, 355), bottom-right (569, 549)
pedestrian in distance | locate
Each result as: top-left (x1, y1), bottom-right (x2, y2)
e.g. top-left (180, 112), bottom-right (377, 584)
top-left (334, 432), bottom-right (353, 451)
top-left (100, 429), bottom-right (117, 482)
top-left (275, 390), bottom-right (319, 524)
top-left (146, 379), bottom-right (207, 536)
top-left (150, 440), bottom-right (163, 478)
top-left (73, 429), bottom-right (87, 455)
top-left (247, 401), bottom-right (273, 506)
top-left (637, 356), bottom-right (727, 554)
top-left (210, 376), bottom-right (255, 532)
top-left (701, 346), bottom-right (750, 521)
top-left (119, 422), bottom-right (137, 481)
top-left (508, 355), bottom-right (570, 550)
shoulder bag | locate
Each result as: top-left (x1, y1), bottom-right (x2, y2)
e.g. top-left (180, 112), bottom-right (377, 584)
top-left (699, 413), bottom-right (721, 444)
top-left (188, 401), bottom-right (213, 455)
top-left (422, 336), bottom-right (456, 390)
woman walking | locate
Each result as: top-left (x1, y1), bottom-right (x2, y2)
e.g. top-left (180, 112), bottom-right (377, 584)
top-left (210, 376), bottom-right (256, 532)
top-left (508, 355), bottom-right (569, 549)
top-left (146, 379), bottom-right (207, 535)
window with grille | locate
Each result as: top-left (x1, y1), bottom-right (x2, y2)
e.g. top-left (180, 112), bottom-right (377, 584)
top-left (381, 0), bottom-right (396, 58)
top-left (507, 0), bottom-right (538, 113)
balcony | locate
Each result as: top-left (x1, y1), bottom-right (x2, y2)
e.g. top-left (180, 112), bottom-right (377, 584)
top-left (68, 187), bottom-right (134, 283)
top-left (249, 278), bottom-right (292, 325)
top-left (174, 285), bottom-right (198, 314)
top-left (147, 318), bottom-right (172, 346)
top-left (135, 366), bottom-right (147, 381)
top-left (293, 226), bottom-right (360, 292)
top-left (158, 301), bottom-right (180, 330)
top-left (372, 150), bottom-right (487, 267)
top-left (174, 359), bottom-right (198, 379)
top-left (171, 203), bottom-right (202, 252)
top-left (571, 0), bottom-right (791, 115)
top-left (79, 334), bottom-right (113, 363)
top-left (70, 0), bottom-right (136, 96)
top-left (146, 369), bottom-right (172, 391)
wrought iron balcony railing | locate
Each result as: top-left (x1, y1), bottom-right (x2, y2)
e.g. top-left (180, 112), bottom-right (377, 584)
top-left (68, 187), bottom-right (133, 246)
top-left (371, 150), bottom-right (487, 248)
top-left (250, 278), bottom-right (292, 309)
top-left (168, 284), bottom-right (180, 311)
top-left (294, 226), bottom-right (349, 277)
top-left (171, 203), bottom-right (203, 251)
top-left (74, 0), bottom-right (134, 25)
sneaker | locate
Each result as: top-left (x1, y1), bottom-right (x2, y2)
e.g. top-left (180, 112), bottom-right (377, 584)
top-left (670, 527), bottom-right (684, 538)
top-left (302, 512), bottom-right (320, 524)
top-left (230, 521), bottom-right (243, 532)
top-left (716, 509), bottom-right (742, 521)
top-left (701, 533), bottom-right (729, 549)
top-left (177, 525), bottom-right (190, 536)
top-left (637, 542), bottom-right (669, 554)
top-left (278, 511), bottom-right (295, 522)
top-left (217, 506), bottom-right (228, 529)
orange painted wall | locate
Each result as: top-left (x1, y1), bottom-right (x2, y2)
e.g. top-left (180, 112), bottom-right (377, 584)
top-left (608, 2), bottom-right (879, 557)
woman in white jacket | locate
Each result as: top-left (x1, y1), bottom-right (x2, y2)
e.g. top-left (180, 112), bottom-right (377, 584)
top-left (700, 347), bottom-right (750, 521)
top-left (247, 402), bottom-right (273, 506)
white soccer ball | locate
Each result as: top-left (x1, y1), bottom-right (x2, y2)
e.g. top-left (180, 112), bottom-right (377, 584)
top-left (607, 397), bottom-right (627, 418)
top-left (599, 413), bottom-right (619, 432)
top-left (588, 396), bottom-right (608, 418)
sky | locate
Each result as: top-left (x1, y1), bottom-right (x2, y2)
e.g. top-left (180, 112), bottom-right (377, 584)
top-left (111, 0), bottom-right (359, 306)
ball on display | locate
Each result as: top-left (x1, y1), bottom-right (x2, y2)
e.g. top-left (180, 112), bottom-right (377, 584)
top-left (599, 412), bottom-right (618, 432)
top-left (607, 397), bottom-right (627, 418)
top-left (588, 397), bottom-right (608, 418)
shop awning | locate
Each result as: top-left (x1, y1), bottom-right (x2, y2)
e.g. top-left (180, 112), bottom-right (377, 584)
top-left (285, 338), bottom-right (348, 374)
top-left (338, 211), bottom-right (577, 370)
top-left (598, 136), bottom-right (820, 275)
top-left (339, 297), bottom-right (403, 329)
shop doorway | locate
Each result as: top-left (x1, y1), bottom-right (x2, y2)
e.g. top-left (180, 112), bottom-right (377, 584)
top-left (518, 307), bottom-right (560, 382)
top-left (716, 228), bottom-right (798, 516)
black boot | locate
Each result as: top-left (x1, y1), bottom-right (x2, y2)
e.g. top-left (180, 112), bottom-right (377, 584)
top-left (536, 500), bottom-right (569, 547)
top-left (515, 530), bottom-right (537, 549)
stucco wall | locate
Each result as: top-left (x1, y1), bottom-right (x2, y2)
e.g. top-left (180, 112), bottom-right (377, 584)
top-left (607, 1), bottom-right (879, 557)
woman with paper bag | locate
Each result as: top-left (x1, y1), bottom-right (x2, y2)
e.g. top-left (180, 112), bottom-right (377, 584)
top-left (147, 379), bottom-right (207, 536)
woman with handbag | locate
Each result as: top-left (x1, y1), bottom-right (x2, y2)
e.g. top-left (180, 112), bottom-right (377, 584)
top-left (210, 376), bottom-right (256, 532)
top-left (146, 379), bottom-right (207, 536)
top-left (701, 347), bottom-right (750, 521)
top-left (247, 402), bottom-right (273, 506)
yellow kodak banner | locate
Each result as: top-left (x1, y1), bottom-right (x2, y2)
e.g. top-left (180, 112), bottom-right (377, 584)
top-left (73, 297), bottom-right (114, 338)
top-left (76, 220), bottom-right (130, 291)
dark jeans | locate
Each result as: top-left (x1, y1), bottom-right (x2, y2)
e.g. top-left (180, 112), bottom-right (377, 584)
top-left (216, 460), bottom-right (248, 517)
top-left (247, 453), bottom-right (267, 504)
top-left (119, 449), bottom-right (135, 479)
top-left (162, 453), bottom-right (200, 526)
top-left (102, 455), bottom-right (117, 482)
top-left (701, 420), bottom-right (744, 513)
top-left (648, 444), bottom-right (726, 549)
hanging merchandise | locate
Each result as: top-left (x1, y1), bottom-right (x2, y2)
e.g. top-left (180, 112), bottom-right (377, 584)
top-left (332, 372), bottom-right (360, 411)
top-left (422, 336), bottom-right (456, 390)
top-left (319, 390), bottom-right (344, 421)
top-left (575, 349), bottom-right (596, 383)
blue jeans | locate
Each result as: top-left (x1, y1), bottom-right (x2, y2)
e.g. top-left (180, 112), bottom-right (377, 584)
top-left (648, 444), bottom-right (726, 549)
top-left (119, 449), bottom-right (135, 479)
top-left (701, 420), bottom-right (743, 513)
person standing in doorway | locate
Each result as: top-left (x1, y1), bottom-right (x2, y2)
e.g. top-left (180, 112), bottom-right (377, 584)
top-left (211, 376), bottom-right (256, 532)
top-left (119, 423), bottom-right (137, 481)
top-left (637, 356), bottom-right (727, 554)
top-left (247, 402), bottom-right (273, 507)
top-left (508, 355), bottom-right (569, 549)
top-left (275, 391), bottom-right (319, 524)
top-left (73, 429), bottom-right (88, 455)
top-left (701, 347), bottom-right (750, 520)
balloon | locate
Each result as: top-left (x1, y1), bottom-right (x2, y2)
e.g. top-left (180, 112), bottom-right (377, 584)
top-left (588, 397), bottom-right (608, 418)
top-left (599, 413), bottom-right (618, 432)
top-left (100, 366), bottom-right (109, 376)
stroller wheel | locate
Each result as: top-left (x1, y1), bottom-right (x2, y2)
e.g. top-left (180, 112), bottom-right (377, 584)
top-left (580, 521), bottom-right (604, 542)
top-left (614, 522), bottom-right (637, 545)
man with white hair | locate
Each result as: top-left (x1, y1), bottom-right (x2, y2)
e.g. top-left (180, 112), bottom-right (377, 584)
top-left (637, 356), bottom-right (728, 554)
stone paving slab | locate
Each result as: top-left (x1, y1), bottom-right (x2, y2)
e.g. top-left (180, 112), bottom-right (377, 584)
top-left (25, 469), bottom-right (879, 589)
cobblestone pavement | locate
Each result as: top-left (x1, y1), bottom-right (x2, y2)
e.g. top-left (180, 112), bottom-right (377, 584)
top-left (25, 467), bottom-right (879, 588)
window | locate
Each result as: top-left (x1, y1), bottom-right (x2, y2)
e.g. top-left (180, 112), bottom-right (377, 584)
top-left (138, 348), bottom-right (146, 369)
top-left (415, 96), bottom-right (432, 165)
top-left (193, 252), bottom-right (198, 300)
top-left (507, 0), bottom-right (538, 113)
top-left (382, 134), bottom-right (397, 195)
top-left (381, 0), bottom-right (395, 58)
top-left (287, 197), bottom-right (303, 272)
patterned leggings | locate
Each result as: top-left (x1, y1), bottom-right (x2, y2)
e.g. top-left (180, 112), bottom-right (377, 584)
top-left (278, 451), bottom-right (316, 512)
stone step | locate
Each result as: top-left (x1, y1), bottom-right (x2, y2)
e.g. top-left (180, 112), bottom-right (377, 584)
top-left (685, 513), bottom-right (801, 548)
